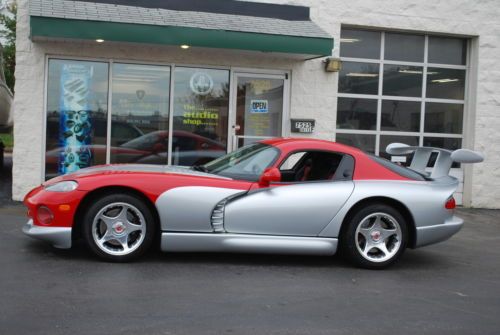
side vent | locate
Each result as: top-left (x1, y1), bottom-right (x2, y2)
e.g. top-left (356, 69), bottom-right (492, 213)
top-left (211, 199), bottom-right (227, 233)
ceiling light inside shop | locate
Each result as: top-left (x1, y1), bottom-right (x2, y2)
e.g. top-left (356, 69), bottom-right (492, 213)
top-left (398, 69), bottom-right (423, 74)
top-left (96, 39), bottom-right (105, 43)
top-left (180, 44), bottom-right (190, 49)
top-left (346, 72), bottom-right (378, 77)
top-left (340, 38), bottom-right (360, 43)
top-left (432, 78), bottom-right (459, 83)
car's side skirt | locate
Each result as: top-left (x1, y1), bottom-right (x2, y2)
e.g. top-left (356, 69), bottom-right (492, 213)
top-left (161, 232), bottom-right (338, 256)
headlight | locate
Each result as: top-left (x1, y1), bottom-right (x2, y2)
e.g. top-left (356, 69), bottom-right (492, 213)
top-left (44, 181), bottom-right (78, 192)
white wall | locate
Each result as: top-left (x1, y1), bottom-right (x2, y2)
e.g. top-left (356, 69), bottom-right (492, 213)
top-left (13, 0), bottom-right (500, 208)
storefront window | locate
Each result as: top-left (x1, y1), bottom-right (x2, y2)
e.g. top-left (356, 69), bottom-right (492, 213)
top-left (172, 67), bottom-right (229, 166)
top-left (45, 59), bottom-right (109, 180)
top-left (110, 63), bottom-right (170, 164)
top-left (336, 28), bottom-right (467, 160)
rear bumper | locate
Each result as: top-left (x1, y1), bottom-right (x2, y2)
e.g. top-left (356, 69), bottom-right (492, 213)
top-left (23, 219), bottom-right (72, 249)
top-left (415, 215), bottom-right (463, 248)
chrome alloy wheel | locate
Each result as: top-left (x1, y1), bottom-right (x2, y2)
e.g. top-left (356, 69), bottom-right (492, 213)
top-left (91, 202), bottom-right (146, 256)
top-left (355, 212), bottom-right (402, 263)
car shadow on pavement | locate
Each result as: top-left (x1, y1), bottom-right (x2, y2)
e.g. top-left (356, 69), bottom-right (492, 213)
top-left (22, 237), bottom-right (451, 271)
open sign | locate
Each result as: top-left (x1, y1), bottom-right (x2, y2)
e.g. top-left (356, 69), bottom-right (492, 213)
top-left (250, 100), bottom-right (268, 113)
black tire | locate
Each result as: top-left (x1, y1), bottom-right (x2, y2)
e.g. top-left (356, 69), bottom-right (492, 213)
top-left (340, 203), bottom-right (408, 269)
top-left (82, 193), bottom-right (156, 262)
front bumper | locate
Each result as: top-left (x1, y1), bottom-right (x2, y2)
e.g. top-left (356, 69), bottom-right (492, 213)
top-left (23, 219), bottom-right (72, 249)
top-left (415, 215), bottom-right (464, 248)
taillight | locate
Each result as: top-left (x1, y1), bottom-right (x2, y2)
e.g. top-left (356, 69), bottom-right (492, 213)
top-left (37, 206), bottom-right (54, 225)
top-left (445, 197), bottom-right (456, 210)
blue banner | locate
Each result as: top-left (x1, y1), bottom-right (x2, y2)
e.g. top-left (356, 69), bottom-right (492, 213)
top-left (58, 64), bottom-right (93, 174)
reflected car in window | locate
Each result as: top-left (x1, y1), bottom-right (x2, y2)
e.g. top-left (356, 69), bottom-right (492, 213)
top-left (45, 130), bottom-right (226, 179)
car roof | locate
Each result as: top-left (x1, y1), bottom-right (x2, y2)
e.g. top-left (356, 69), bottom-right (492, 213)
top-left (260, 137), bottom-right (364, 156)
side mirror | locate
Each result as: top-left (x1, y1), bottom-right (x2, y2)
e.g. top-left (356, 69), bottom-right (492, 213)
top-left (258, 167), bottom-right (281, 187)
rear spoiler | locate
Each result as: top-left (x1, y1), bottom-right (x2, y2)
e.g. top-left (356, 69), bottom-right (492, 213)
top-left (386, 143), bottom-right (484, 178)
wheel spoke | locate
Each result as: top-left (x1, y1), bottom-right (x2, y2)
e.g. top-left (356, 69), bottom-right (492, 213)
top-left (358, 227), bottom-right (372, 240)
top-left (363, 241), bottom-right (375, 256)
top-left (116, 206), bottom-right (130, 223)
top-left (98, 230), bottom-right (115, 243)
top-left (381, 227), bottom-right (397, 240)
top-left (377, 243), bottom-right (390, 256)
top-left (116, 235), bottom-right (130, 252)
top-left (371, 215), bottom-right (383, 229)
top-left (98, 214), bottom-right (116, 230)
top-left (126, 222), bottom-right (143, 234)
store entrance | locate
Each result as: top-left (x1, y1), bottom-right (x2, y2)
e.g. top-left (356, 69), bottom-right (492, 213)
top-left (229, 72), bottom-right (289, 150)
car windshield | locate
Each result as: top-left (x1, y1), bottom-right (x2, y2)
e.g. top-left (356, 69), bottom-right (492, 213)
top-left (202, 143), bottom-right (280, 181)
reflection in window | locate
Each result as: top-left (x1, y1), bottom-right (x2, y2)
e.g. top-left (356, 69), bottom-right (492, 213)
top-left (172, 67), bottom-right (229, 166)
top-left (111, 63), bottom-right (170, 164)
top-left (383, 65), bottom-right (423, 97)
top-left (385, 33), bottom-right (424, 62)
top-left (426, 68), bottom-right (466, 100)
top-left (336, 133), bottom-right (375, 153)
top-left (428, 37), bottom-right (467, 65)
top-left (381, 100), bottom-right (420, 132)
top-left (339, 62), bottom-right (379, 95)
top-left (45, 59), bottom-right (109, 180)
top-left (337, 98), bottom-right (377, 130)
top-left (425, 102), bottom-right (463, 134)
top-left (340, 29), bottom-right (381, 59)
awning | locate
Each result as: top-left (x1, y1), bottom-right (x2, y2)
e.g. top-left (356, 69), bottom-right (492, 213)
top-left (29, 0), bottom-right (334, 59)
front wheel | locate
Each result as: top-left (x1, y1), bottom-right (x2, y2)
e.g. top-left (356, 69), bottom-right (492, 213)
top-left (341, 204), bottom-right (408, 269)
top-left (82, 193), bottom-right (155, 262)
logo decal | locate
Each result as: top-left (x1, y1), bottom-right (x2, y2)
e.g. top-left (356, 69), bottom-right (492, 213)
top-left (136, 89), bottom-right (145, 100)
top-left (190, 72), bottom-right (213, 95)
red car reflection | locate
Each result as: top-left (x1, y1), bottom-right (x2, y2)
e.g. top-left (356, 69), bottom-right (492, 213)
top-left (45, 130), bottom-right (226, 178)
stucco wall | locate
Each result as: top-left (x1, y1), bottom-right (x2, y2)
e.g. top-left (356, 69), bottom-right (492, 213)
top-left (12, 0), bottom-right (500, 208)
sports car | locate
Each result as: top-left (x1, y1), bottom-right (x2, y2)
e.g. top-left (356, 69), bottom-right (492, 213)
top-left (23, 138), bottom-right (483, 268)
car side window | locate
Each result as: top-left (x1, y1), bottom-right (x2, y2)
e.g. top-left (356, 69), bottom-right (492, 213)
top-left (279, 150), bottom-right (351, 182)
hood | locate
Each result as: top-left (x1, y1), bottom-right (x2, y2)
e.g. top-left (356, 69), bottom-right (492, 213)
top-left (45, 164), bottom-right (230, 185)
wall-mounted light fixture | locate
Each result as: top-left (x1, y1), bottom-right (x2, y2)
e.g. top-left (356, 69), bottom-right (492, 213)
top-left (324, 57), bottom-right (342, 72)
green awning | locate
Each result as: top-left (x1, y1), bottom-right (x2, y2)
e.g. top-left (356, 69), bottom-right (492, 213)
top-left (29, 0), bottom-right (333, 59)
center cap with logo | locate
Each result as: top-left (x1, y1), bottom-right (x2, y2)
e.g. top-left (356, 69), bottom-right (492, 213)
top-left (371, 230), bottom-right (382, 242)
top-left (112, 222), bottom-right (126, 235)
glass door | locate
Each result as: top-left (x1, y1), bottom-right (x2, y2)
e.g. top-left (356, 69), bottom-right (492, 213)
top-left (230, 73), bottom-right (288, 150)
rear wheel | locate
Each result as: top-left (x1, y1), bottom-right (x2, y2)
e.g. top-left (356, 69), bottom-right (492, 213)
top-left (82, 193), bottom-right (155, 262)
top-left (341, 203), bottom-right (408, 269)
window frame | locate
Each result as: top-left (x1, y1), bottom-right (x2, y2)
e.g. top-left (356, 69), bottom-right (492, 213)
top-left (336, 30), bottom-right (468, 157)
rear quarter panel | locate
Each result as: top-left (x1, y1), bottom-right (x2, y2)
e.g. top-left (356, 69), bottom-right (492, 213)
top-left (319, 178), bottom-right (458, 238)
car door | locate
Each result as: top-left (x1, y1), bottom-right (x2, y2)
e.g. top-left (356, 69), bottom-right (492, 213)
top-left (223, 152), bottom-right (355, 237)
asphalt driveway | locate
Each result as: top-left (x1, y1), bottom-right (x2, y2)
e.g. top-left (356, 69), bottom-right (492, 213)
top-left (0, 205), bottom-right (499, 335)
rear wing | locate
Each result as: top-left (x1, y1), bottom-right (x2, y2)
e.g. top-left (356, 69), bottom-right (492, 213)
top-left (386, 143), bottom-right (484, 178)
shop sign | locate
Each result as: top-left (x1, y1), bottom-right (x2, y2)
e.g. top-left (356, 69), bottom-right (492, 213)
top-left (250, 100), bottom-right (269, 113)
top-left (291, 119), bottom-right (315, 133)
